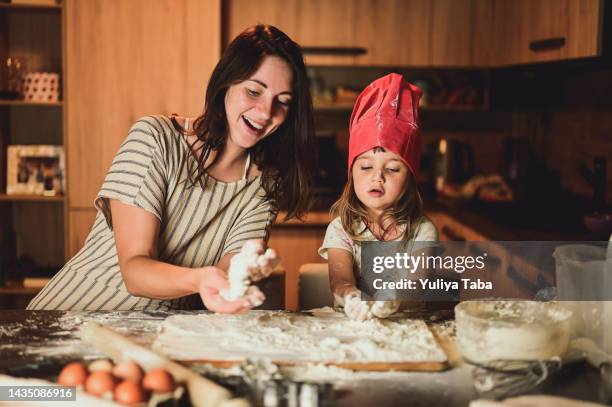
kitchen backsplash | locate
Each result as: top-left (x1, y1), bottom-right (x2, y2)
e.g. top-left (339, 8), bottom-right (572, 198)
top-left (492, 64), bottom-right (612, 206)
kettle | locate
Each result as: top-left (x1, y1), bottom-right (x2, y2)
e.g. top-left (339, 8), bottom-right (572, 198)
top-left (436, 138), bottom-right (475, 190)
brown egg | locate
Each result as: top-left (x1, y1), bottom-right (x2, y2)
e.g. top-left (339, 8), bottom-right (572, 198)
top-left (112, 361), bottom-right (144, 383)
top-left (88, 359), bottom-right (114, 373)
top-left (142, 368), bottom-right (175, 393)
top-left (57, 362), bottom-right (88, 386)
top-left (85, 371), bottom-right (116, 397)
top-left (114, 379), bottom-right (146, 405)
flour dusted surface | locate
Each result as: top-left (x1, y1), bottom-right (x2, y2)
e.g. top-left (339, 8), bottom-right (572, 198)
top-left (153, 309), bottom-right (447, 364)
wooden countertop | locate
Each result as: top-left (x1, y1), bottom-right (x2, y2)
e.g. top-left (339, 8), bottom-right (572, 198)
top-left (0, 310), bottom-right (606, 406)
top-left (273, 211), bottom-right (331, 226)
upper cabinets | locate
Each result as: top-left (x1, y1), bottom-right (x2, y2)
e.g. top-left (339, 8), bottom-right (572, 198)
top-left (492, 0), bottom-right (602, 66)
top-left (225, 0), bottom-right (602, 67)
top-left (430, 0), bottom-right (476, 67)
top-left (225, 0), bottom-right (361, 65)
top-left (352, 0), bottom-right (432, 67)
top-left (225, 0), bottom-right (437, 66)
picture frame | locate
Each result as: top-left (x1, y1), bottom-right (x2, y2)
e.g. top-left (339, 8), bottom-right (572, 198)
top-left (6, 145), bottom-right (65, 196)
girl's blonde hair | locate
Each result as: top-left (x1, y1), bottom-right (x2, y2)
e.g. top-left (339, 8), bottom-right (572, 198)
top-left (330, 170), bottom-right (424, 241)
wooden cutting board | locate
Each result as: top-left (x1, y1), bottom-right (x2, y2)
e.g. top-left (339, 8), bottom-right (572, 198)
top-left (153, 311), bottom-right (451, 372)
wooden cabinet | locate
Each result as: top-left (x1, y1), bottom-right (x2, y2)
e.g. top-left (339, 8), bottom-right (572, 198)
top-left (426, 211), bottom-right (550, 299)
top-left (226, 0), bottom-right (433, 67)
top-left (566, 0), bottom-right (602, 59)
top-left (225, 0), bottom-right (362, 65)
top-left (353, 0), bottom-right (432, 66)
top-left (492, 0), bottom-right (602, 66)
top-left (226, 0), bottom-right (602, 68)
top-left (268, 212), bottom-right (330, 310)
top-left (65, 0), bottom-right (221, 252)
top-left (430, 0), bottom-right (474, 67)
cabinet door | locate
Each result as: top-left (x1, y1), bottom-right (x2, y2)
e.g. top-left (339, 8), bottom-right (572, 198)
top-left (225, 0), bottom-right (359, 65)
top-left (431, 0), bottom-right (473, 67)
top-left (354, 0), bottom-right (432, 67)
top-left (471, 0), bottom-right (496, 67)
top-left (65, 0), bottom-right (220, 208)
top-left (566, 0), bottom-right (602, 59)
top-left (493, 0), bottom-right (601, 66)
top-left (225, 0), bottom-right (299, 46)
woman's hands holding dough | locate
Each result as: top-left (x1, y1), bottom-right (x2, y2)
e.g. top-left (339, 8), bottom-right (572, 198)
top-left (221, 240), bottom-right (280, 301)
top-left (198, 266), bottom-right (258, 313)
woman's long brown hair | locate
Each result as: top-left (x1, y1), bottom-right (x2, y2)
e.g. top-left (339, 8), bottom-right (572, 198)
top-left (172, 25), bottom-right (315, 220)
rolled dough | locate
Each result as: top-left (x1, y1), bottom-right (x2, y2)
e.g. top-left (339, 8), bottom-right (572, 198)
top-left (153, 309), bottom-right (446, 365)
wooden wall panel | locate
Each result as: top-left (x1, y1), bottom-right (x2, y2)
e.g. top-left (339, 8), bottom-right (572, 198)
top-left (65, 0), bottom-right (221, 209)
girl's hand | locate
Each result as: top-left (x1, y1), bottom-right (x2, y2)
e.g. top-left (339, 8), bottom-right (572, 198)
top-left (371, 300), bottom-right (401, 318)
top-left (343, 290), bottom-right (372, 321)
top-left (198, 267), bottom-right (253, 313)
top-left (343, 290), bottom-right (401, 320)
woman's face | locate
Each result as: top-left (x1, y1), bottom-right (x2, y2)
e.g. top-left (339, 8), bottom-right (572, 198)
top-left (352, 148), bottom-right (410, 215)
top-left (224, 55), bottom-right (293, 149)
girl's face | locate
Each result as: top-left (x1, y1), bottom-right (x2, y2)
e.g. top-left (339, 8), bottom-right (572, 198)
top-left (224, 55), bottom-right (293, 150)
top-left (352, 148), bottom-right (410, 215)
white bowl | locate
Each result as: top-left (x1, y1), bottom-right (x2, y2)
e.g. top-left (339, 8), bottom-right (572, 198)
top-left (455, 300), bottom-right (572, 364)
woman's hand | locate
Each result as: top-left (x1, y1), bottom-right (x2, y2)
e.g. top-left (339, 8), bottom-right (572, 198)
top-left (198, 266), bottom-right (258, 313)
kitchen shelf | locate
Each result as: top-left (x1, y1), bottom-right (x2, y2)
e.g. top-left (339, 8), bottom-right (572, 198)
top-left (0, 99), bottom-right (62, 107)
top-left (0, 194), bottom-right (64, 202)
top-left (0, 3), bottom-right (61, 11)
top-left (0, 287), bottom-right (40, 295)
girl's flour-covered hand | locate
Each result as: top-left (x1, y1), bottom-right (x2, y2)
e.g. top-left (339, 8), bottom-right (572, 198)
top-left (344, 292), bottom-right (373, 321)
top-left (343, 290), bottom-right (401, 321)
top-left (370, 300), bottom-right (401, 318)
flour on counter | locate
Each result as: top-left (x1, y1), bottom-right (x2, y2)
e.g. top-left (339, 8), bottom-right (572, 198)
top-left (153, 310), bottom-right (447, 365)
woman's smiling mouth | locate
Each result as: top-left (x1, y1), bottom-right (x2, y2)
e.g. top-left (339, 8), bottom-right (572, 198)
top-left (242, 115), bottom-right (265, 134)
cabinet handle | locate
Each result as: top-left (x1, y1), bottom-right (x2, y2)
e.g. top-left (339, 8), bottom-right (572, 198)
top-left (301, 46), bottom-right (367, 56)
top-left (441, 225), bottom-right (465, 241)
top-left (529, 37), bottom-right (566, 52)
top-left (507, 265), bottom-right (538, 295)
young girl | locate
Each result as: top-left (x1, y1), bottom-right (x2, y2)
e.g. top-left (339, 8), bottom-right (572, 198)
top-left (318, 73), bottom-right (438, 321)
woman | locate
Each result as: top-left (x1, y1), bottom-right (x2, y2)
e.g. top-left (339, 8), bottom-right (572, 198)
top-left (28, 25), bottom-right (315, 312)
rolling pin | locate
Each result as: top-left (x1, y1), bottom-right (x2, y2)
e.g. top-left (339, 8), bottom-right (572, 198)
top-left (80, 322), bottom-right (249, 407)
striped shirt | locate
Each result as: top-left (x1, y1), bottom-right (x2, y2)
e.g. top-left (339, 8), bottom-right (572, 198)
top-left (28, 115), bottom-right (274, 311)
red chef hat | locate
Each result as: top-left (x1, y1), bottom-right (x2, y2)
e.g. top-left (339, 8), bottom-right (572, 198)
top-left (348, 73), bottom-right (422, 178)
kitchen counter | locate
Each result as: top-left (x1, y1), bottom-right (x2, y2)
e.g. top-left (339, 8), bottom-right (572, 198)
top-left (427, 197), bottom-right (592, 241)
top-left (0, 310), bottom-right (608, 407)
